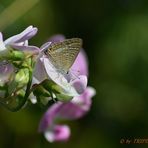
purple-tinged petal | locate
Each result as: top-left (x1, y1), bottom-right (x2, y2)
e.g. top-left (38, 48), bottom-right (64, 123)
top-left (57, 87), bottom-right (95, 119)
top-left (44, 125), bottom-right (70, 142)
top-left (0, 63), bottom-right (14, 86)
top-left (48, 35), bottom-right (65, 43)
top-left (43, 56), bottom-right (67, 86)
top-left (39, 87), bottom-right (95, 142)
top-left (39, 87), bottom-right (95, 132)
top-left (43, 57), bottom-right (69, 88)
top-left (33, 58), bottom-right (48, 84)
top-left (71, 50), bottom-right (88, 76)
top-left (32, 77), bottom-right (40, 85)
top-left (39, 102), bottom-right (62, 132)
top-left (43, 56), bottom-right (86, 96)
top-left (40, 42), bottom-right (52, 52)
top-left (70, 75), bottom-right (87, 94)
top-left (55, 102), bottom-right (86, 120)
top-left (71, 87), bottom-right (96, 111)
top-left (0, 63), bottom-right (14, 78)
top-left (11, 44), bottom-right (39, 55)
top-left (24, 40), bottom-right (28, 46)
top-left (62, 87), bottom-right (95, 119)
top-left (4, 26), bottom-right (37, 45)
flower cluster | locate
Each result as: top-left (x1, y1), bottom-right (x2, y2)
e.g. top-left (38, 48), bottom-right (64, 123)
top-left (0, 26), bottom-right (39, 111)
top-left (0, 26), bottom-right (96, 142)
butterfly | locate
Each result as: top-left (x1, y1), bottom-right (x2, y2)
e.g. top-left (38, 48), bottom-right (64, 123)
top-left (44, 38), bottom-right (82, 75)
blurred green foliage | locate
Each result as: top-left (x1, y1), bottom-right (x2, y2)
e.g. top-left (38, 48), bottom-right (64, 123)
top-left (1, 0), bottom-right (148, 147)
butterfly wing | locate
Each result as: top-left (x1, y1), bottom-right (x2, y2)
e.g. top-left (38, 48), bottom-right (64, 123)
top-left (46, 38), bottom-right (82, 73)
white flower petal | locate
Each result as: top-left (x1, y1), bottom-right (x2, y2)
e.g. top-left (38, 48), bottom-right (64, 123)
top-left (4, 26), bottom-right (37, 45)
top-left (40, 42), bottom-right (52, 52)
top-left (0, 32), bottom-right (6, 51)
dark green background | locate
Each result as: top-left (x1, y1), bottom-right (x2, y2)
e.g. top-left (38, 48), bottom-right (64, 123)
top-left (1, 0), bottom-right (148, 147)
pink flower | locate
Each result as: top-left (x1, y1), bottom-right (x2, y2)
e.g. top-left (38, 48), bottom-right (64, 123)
top-left (38, 35), bottom-right (96, 142)
top-left (44, 125), bottom-right (70, 142)
top-left (39, 87), bottom-right (96, 142)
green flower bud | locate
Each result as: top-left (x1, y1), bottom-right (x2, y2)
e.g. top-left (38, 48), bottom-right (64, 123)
top-left (38, 79), bottom-right (73, 102)
top-left (33, 84), bottom-right (51, 97)
top-left (15, 68), bottom-right (29, 88)
top-left (42, 79), bottom-right (63, 94)
top-left (9, 50), bottom-right (25, 61)
top-left (55, 93), bottom-right (73, 102)
top-left (0, 48), bottom-right (25, 61)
